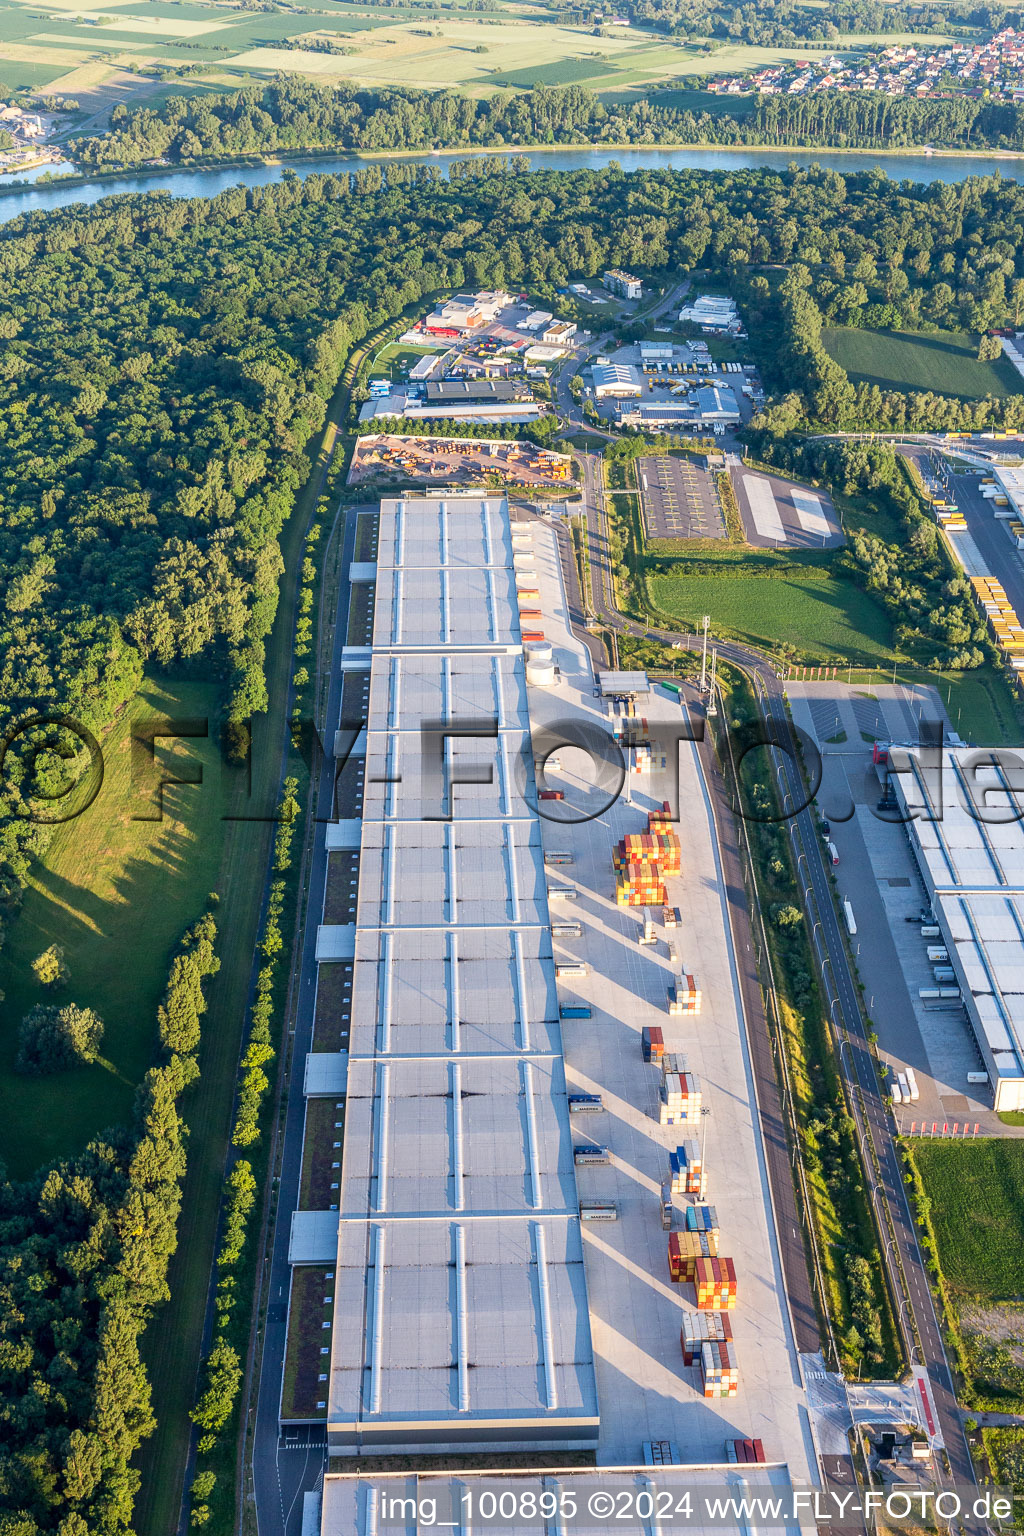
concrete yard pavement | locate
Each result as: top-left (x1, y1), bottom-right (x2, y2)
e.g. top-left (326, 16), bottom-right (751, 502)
top-left (523, 517), bottom-right (817, 1479)
top-left (786, 680), bottom-right (1009, 1135)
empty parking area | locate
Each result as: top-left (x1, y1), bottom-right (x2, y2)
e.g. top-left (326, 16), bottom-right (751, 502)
top-left (734, 469), bottom-right (843, 549)
top-left (638, 455), bottom-right (724, 541)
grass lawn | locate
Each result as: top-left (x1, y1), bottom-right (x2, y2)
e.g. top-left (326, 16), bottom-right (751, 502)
top-left (0, 676), bottom-right (229, 1178)
top-left (823, 325), bottom-right (1024, 401)
top-left (648, 563), bottom-right (895, 663)
top-left (373, 342), bottom-right (440, 379)
top-left (911, 1140), bottom-right (1024, 1302)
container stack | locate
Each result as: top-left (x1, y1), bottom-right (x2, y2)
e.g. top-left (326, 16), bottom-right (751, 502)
top-left (700, 1340), bottom-right (739, 1398)
top-left (685, 1203), bottom-right (719, 1239)
top-left (669, 1141), bottom-right (704, 1195)
top-left (667, 1229), bottom-right (719, 1282)
top-left (615, 862), bottom-right (667, 908)
top-left (694, 1256), bottom-right (737, 1310)
top-left (679, 1311), bottom-right (732, 1365)
top-left (659, 1070), bottom-right (701, 1125)
top-left (632, 743), bottom-right (652, 775)
top-left (668, 973), bottom-right (701, 1016)
top-left (642, 1026), bottom-right (665, 1064)
top-left (727, 1439), bottom-right (766, 1465)
top-left (616, 831), bottom-right (681, 877)
top-left (662, 1052), bottom-right (688, 1076)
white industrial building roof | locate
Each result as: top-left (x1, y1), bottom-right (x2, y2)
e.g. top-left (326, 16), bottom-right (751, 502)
top-left (592, 362), bottom-right (643, 396)
top-left (695, 384), bottom-right (741, 421)
top-left (893, 746), bottom-right (1024, 1106)
top-left (320, 495), bottom-right (598, 1455)
top-left (995, 463), bottom-right (1024, 517)
top-left (321, 1466), bottom-right (803, 1535)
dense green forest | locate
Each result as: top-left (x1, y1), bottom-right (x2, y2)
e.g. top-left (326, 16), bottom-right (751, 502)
top-left (0, 156), bottom-right (1020, 923)
top-left (2, 153), bottom-right (1024, 1526)
top-left (0, 913), bottom-right (219, 1532)
top-left (68, 80), bottom-right (1024, 169)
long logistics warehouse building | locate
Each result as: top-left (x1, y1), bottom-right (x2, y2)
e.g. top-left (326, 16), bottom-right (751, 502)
top-left (891, 744), bottom-right (1024, 1110)
top-left (290, 494), bottom-right (600, 1456)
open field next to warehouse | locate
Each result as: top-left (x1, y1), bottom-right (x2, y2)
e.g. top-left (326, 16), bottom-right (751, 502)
top-left (909, 1140), bottom-right (1024, 1415)
top-left (648, 555), bottom-right (896, 664)
top-left (823, 326), bottom-right (1024, 401)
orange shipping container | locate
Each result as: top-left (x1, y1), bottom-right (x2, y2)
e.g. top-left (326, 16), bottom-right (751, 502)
top-left (694, 1255), bottom-right (737, 1310)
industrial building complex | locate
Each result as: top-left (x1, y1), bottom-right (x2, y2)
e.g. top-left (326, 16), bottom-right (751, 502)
top-left (292, 495), bottom-right (599, 1456)
top-left (283, 491), bottom-right (816, 1519)
top-left (890, 744), bottom-right (1024, 1111)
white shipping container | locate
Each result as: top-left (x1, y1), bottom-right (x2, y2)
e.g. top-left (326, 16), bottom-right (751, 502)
top-left (926, 946), bottom-right (949, 963)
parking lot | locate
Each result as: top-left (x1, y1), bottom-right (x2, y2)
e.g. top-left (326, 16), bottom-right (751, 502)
top-left (638, 454), bottom-right (724, 541)
top-left (733, 468), bottom-right (844, 549)
top-left (786, 680), bottom-right (1003, 1134)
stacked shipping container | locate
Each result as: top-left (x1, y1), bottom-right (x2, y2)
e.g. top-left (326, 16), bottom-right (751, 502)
top-left (669, 1141), bottom-right (704, 1195)
top-left (668, 1229), bottom-right (719, 1281)
top-left (694, 1256), bottom-right (738, 1310)
top-left (659, 1070), bottom-right (702, 1124)
top-left (700, 1340), bottom-right (739, 1397)
top-left (679, 1311), bottom-right (732, 1364)
top-left (642, 1026), bottom-right (665, 1064)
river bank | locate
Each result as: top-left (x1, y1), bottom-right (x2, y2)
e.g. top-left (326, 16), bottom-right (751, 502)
top-left (0, 138), bottom-right (1017, 225)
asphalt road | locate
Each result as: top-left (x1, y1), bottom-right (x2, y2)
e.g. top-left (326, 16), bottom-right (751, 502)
top-left (249, 506), bottom-right (358, 1536)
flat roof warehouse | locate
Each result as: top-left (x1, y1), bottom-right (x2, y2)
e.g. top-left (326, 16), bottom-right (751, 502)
top-left (309, 494), bottom-right (599, 1456)
top-left (891, 745), bottom-right (1024, 1109)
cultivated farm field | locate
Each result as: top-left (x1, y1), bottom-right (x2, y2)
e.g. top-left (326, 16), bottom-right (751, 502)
top-left (0, 0), bottom-right (921, 111)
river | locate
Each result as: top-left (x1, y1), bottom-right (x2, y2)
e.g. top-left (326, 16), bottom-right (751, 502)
top-left (0, 141), bottom-right (1018, 224)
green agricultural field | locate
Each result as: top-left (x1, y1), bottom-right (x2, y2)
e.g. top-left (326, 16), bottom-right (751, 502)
top-left (0, 0), bottom-right (884, 97)
top-left (0, 57), bottom-right (66, 86)
top-left (0, 676), bottom-right (229, 1178)
top-left (823, 325), bottom-right (1024, 401)
top-left (648, 564), bottom-right (895, 663)
top-left (911, 1140), bottom-right (1024, 1302)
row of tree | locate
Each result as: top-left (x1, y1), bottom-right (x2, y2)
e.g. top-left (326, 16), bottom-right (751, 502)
top-left (0, 912), bottom-right (220, 1531)
top-left (68, 79), bottom-right (1024, 169)
top-left (599, 0), bottom-right (1023, 42)
top-left (187, 780), bottom-right (302, 1527)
